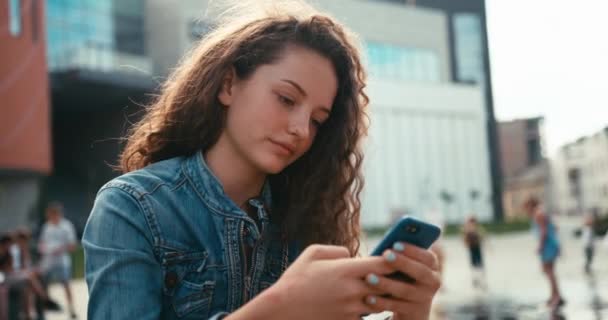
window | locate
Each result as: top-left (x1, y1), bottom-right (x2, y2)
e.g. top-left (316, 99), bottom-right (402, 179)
top-left (114, 0), bottom-right (145, 55)
top-left (453, 13), bottom-right (484, 84)
top-left (114, 13), bottom-right (145, 55)
top-left (46, 0), bottom-right (116, 71)
top-left (364, 41), bottom-right (440, 83)
top-left (9, 0), bottom-right (21, 37)
top-left (527, 138), bottom-right (541, 165)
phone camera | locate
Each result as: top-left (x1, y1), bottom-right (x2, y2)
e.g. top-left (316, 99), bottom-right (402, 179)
top-left (406, 225), bottom-right (419, 234)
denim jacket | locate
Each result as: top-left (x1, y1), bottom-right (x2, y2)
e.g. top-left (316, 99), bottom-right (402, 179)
top-left (82, 151), bottom-right (301, 319)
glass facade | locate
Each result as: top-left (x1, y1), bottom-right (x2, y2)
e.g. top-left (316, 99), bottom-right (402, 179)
top-left (46, 0), bottom-right (147, 73)
top-left (113, 1), bottom-right (145, 55)
top-left (453, 13), bottom-right (484, 84)
top-left (9, 0), bottom-right (21, 36)
top-left (365, 42), bottom-right (441, 83)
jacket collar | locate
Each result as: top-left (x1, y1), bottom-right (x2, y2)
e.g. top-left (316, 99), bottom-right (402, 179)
top-left (183, 151), bottom-right (272, 218)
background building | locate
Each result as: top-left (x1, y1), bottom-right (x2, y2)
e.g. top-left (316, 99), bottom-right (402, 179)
top-left (45, 0), bottom-right (155, 231)
top-left (321, 0), bottom-right (495, 225)
top-left (498, 117), bottom-right (547, 219)
top-left (551, 127), bottom-right (608, 217)
top-left (1, 0), bottom-right (51, 232)
top-left (498, 117), bottom-right (545, 179)
top-left (147, 0), bottom-right (496, 225)
top-left (378, 0), bottom-right (505, 221)
top-left (146, 0), bottom-right (496, 226)
top-left (1, 0), bottom-right (500, 231)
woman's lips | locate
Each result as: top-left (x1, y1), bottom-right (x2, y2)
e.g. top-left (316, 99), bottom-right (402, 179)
top-left (269, 139), bottom-right (295, 156)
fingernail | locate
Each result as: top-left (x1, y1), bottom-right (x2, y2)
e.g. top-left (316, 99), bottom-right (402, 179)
top-left (367, 273), bottom-right (379, 286)
top-left (385, 251), bottom-right (396, 262)
top-left (366, 295), bottom-right (377, 305)
top-left (393, 242), bottom-right (405, 252)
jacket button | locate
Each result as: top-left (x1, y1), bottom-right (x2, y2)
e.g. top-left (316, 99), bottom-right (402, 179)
top-left (165, 271), bottom-right (178, 289)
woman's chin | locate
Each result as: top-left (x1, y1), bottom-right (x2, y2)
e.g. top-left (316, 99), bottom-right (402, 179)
top-left (255, 156), bottom-right (291, 174)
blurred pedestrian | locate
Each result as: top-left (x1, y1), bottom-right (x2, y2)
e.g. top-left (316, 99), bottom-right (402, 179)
top-left (38, 202), bottom-right (78, 319)
top-left (82, 1), bottom-right (441, 319)
top-left (461, 215), bottom-right (486, 290)
top-left (1, 233), bottom-right (61, 319)
top-left (524, 197), bottom-right (565, 308)
top-left (14, 228), bottom-right (38, 319)
top-left (581, 212), bottom-right (598, 274)
top-left (14, 229), bottom-right (33, 271)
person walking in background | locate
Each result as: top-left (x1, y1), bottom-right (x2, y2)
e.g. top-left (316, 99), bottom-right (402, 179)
top-left (581, 212), bottom-right (598, 274)
top-left (1, 233), bottom-right (61, 319)
top-left (461, 215), bottom-right (486, 290)
top-left (38, 202), bottom-right (78, 319)
top-left (524, 197), bottom-right (565, 309)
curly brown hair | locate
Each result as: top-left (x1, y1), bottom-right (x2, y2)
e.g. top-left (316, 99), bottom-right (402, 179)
top-left (119, 2), bottom-right (369, 256)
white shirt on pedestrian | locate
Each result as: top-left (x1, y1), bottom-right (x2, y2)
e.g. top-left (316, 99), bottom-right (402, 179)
top-left (39, 218), bottom-right (77, 270)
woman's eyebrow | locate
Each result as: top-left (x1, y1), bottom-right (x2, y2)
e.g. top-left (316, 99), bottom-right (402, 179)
top-left (281, 79), bottom-right (307, 97)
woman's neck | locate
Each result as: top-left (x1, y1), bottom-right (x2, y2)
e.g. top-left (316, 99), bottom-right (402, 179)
top-left (204, 139), bottom-right (266, 209)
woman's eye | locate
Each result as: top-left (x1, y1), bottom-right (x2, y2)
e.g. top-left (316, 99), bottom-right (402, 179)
top-left (278, 94), bottom-right (295, 106)
top-left (311, 119), bottom-right (323, 128)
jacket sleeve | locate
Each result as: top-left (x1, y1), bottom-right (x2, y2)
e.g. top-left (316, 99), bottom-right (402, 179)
top-left (82, 186), bottom-right (163, 319)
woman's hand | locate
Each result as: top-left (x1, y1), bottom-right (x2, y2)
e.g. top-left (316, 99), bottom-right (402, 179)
top-left (363, 242), bottom-right (441, 320)
top-left (227, 244), bottom-right (395, 320)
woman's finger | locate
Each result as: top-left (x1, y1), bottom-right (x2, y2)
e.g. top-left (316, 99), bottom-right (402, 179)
top-left (363, 294), bottom-right (420, 315)
top-left (392, 242), bottom-right (439, 270)
top-left (382, 249), bottom-right (441, 289)
top-left (363, 272), bottom-right (426, 302)
top-left (302, 244), bottom-right (351, 261)
top-left (331, 255), bottom-right (396, 278)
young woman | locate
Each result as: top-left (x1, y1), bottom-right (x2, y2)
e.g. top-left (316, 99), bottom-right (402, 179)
top-left (524, 197), bottom-right (565, 308)
top-left (82, 2), bottom-right (440, 319)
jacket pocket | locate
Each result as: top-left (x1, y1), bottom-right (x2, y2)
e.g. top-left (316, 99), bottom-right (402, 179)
top-left (162, 250), bottom-right (215, 318)
top-left (173, 280), bottom-right (215, 318)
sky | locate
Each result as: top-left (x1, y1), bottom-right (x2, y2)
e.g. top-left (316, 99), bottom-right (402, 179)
top-left (485, 0), bottom-right (608, 155)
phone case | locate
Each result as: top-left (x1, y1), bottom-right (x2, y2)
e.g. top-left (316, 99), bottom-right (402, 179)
top-left (370, 216), bottom-right (441, 284)
top-left (370, 216), bottom-right (441, 256)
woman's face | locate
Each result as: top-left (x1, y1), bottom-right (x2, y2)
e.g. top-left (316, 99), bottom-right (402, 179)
top-left (219, 45), bottom-right (338, 174)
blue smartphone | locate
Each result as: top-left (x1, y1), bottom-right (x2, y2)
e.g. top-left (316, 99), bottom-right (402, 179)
top-left (370, 216), bottom-right (441, 283)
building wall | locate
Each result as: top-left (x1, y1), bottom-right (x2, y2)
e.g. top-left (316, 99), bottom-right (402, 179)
top-left (551, 130), bottom-right (608, 216)
top-left (362, 80), bottom-right (492, 226)
top-left (1, 0), bottom-right (50, 232)
top-left (47, 0), bottom-right (152, 74)
top-left (146, 0), bottom-right (451, 81)
top-left (498, 118), bottom-right (544, 179)
top-left (502, 163), bottom-right (547, 220)
top-left (503, 182), bottom-right (545, 220)
top-left (0, 0), bottom-right (51, 174)
top-left (401, 0), bottom-right (505, 221)
top-left (146, 0), bottom-right (190, 77)
top-left (145, 0), bottom-right (493, 226)
top-left (0, 177), bottom-right (41, 233)
top-left (318, 0), bottom-right (451, 82)
top-left (498, 120), bottom-right (528, 178)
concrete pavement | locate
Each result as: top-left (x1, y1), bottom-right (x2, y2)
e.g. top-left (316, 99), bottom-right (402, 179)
top-left (45, 217), bottom-right (608, 319)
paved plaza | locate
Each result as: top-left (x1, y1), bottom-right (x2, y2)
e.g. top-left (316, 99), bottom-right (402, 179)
top-left (45, 217), bottom-right (608, 319)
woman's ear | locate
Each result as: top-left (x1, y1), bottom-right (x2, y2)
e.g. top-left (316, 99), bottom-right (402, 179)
top-left (218, 67), bottom-right (237, 107)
